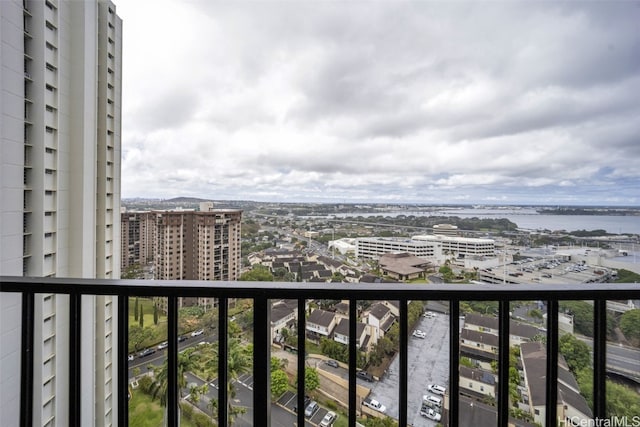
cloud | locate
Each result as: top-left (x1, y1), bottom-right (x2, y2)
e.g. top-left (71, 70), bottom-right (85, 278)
top-left (116, 0), bottom-right (640, 205)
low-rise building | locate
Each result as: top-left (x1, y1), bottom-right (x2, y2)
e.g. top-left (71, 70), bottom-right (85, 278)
top-left (459, 366), bottom-right (497, 400)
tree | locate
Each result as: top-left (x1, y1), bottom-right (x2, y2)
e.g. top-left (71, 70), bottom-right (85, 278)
top-left (149, 347), bottom-right (200, 407)
top-left (460, 357), bottom-right (474, 368)
top-left (305, 367), bottom-right (320, 392)
top-left (129, 325), bottom-right (153, 351)
top-left (270, 370), bottom-right (289, 398)
top-left (134, 297), bottom-right (139, 321)
top-left (206, 337), bottom-right (252, 425)
top-left (139, 304), bottom-right (144, 328)
top-left (122, 263), bottom-right (144, 279)
top-left (559, 333), bottom-right (591, 373)
top-left (239, 265), bottom-right (273, 281)
top-left (619, 309), bottom-right (640, 343)
top-left (559, 301), bottom-right (594, 337)
top-left (153, 304), bottom-right (159, 325)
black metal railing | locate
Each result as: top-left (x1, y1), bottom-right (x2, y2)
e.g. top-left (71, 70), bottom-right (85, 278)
top-left (1, 276), bottom-right (639, 427)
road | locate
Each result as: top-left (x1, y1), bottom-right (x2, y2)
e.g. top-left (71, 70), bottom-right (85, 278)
top-left (128, 332), bottom-right (217, 378)
top-left (576, 336), bottom-right (640, 382)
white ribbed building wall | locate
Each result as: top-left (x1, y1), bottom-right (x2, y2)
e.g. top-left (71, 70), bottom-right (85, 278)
top-left (0, 1), bottom-right (122, 426)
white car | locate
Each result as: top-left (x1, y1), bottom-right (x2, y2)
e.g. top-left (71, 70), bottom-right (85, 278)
top-left (319, 410), bottom-right (337, 427)
top-left (191, 329), bottom-right (204, 337)
top-left (427, 384), bottom-right (446, 395)
top-left (127, 354), bottom-right (134, 361)
top-left (157, 341), bottom-right (168, 350)
top-left (412, 329), bottom-right (426, 338)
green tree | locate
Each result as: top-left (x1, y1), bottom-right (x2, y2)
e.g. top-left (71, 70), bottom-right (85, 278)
top-left (305, 367), bottom-right (320, 392)
top-left (123, 263), bottom-right (144, 279)
top-left (619, 309), bottom-right (640, 343)
top-left (559, 333), bottom-right (591, 373)
top-left (134, 297), bottom-right (139, 321)
top-left (139, 305), bottom-right (144, 328)
top-left (239, 265), bottom-right (274, 281)
top-left (528, 308), bottom-right (543, 319)
top-left (270, 369), bottom-right (289, 398)
top-left (149, 347), bottom-right (200, 407)
top-left (559, 301), bottom-right (594, 337)
top-left (128, 325), bottom-right (153, 351)
top-left (207, 338), bottom-right (252, 425)
top-left (460, 357), bottom-right (474, 368)
top-left (153, 304), bottom-right (159, 325)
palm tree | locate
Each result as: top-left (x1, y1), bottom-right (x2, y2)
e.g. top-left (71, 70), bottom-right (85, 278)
top-left (208, 337), bottom-right (252, 425)
top-left (149, 347), bottom-right (200, 424)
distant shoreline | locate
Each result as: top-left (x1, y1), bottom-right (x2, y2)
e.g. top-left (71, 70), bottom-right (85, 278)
top-left (537, 208), bottom-right (640, 216)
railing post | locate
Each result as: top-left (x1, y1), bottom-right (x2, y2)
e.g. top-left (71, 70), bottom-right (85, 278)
top-left (69, 292), bottom-right (81, 427)
top-left (167, 295), bottom-right (179, 427)
top-left (253, 293), bottom-right (270, 425)
top-left (218, 297), bottom-right (228, 426)
top-left (497, 299), bottom-right (510, 427)
top-left (117, 294), bottom-right (129, 427)
top-left (593, 299), bottom-right (607, 419)
top-left (296, 297), bottom-right (306, 427)
top-left (546, 299), bottom-right (559, 427)
top-left (349, 297), bottom-right (357, 426)
top-left (20, 291), bottom-right (34, 427)
top-left (448, 300), bottom-right (460, 427)
top-left (399, 298), bottom-right (408, 427)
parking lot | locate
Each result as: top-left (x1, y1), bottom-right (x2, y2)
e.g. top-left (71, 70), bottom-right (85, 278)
top-left (367, 311), bottom-right (450, 427)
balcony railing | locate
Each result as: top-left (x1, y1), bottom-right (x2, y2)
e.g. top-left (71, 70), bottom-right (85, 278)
top-left (1, 276), bottom-right (639, 427)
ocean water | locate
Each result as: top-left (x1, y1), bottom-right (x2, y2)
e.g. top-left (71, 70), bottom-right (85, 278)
top-left (334, 208), bottom-right (640, 235)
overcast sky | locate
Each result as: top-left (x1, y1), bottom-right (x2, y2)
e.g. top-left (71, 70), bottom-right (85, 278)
top-left (117, 1), bottom-right (640, 206)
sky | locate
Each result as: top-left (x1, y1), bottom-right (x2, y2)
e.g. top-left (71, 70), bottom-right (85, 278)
top-left (116, 0), bottom-right (640, 206)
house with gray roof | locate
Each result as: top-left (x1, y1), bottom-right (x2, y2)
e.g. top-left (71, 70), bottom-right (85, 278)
top-left (520, 342), bottom-right (592, 425)
top-left (306, 308), bottom-right (338, 341)
top-left (367, 302), bottom-right (396, 340)
top-left (270, 299), bottom-right (297, 344)
top-left (459, 366), bottom-right (496, 400)
top-left (464, 313), bottom-right (544, 346)
top-left (333, 318), bottom-right (373, 351)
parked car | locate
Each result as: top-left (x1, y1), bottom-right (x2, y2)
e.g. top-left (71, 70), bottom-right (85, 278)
top-left (191, 329), bottom-right (204, 337)
top-left (157, 341), bottom-right (168, 350)
top-left (420, 407), bottom-right (442, 421)
top-left (326, 359), bottom-right (339, 368)
top-left (304, 400), bottom-right (319, 418)
top-left (363, 398), bottom-right (387, 413)
top-left (138, 348), bottom-right (155, 358)
top-left (427, 384), bottom-right (446, 395)
top-left (127, 354), bottom-right (134, 362)
top-left (178, 335), bottom-right (188, 342)
top-left (412, 329), bottom-right (426, 338)
top-left (356, 371), bottom-right (374, 382)
top-left (293, 395), bottom-right (311, 413)
top-left (320, 410), bottom-right (337, 426)
top-left (423, 394), bottom-right (442, 407)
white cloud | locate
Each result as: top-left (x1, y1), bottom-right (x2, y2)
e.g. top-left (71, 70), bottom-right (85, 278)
top-left (117, 0), bottom-right (640, 205)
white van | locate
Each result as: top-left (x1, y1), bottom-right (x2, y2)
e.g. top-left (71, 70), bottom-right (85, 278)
top-left (427, 384), bottom-right (446, 395)
top-left (423, 394), bottom-right (442, 407)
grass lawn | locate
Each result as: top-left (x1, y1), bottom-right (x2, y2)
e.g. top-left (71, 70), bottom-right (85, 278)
top-left (128, 389), bottom-right (164, 427)
top-left (129, 297), bottom-right (167, 328)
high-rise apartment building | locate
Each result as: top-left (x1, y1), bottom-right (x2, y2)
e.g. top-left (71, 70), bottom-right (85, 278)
top-left (1, 1), bottom-right (122, 425)
top-left (120, 210), bottom-right (156, 270)
top-left (121, 203), bottom-right (242, 311)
